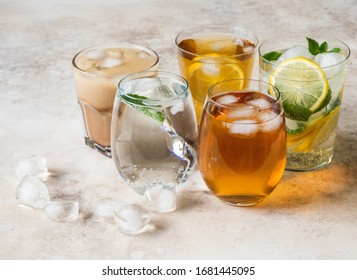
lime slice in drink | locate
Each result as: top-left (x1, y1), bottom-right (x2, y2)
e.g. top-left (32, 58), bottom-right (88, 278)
top-left (269, 57), bottom-right (329, 121)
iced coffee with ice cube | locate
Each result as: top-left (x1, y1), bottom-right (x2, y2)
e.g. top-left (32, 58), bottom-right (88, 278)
top-left (198, 79), bottom-right (286, 206)
top-left (175, 26), bottom-right (258, 123)
top-left (72, 44), bottom-right (159, 157)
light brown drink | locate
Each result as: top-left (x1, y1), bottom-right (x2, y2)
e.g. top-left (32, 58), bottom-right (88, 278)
top-left (72, 44), bottom-right (159, 156)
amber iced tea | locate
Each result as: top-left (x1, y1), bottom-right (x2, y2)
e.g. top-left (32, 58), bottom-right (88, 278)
top-left (176, 26), bottom-right (257, 123)
top-left (198, 81), bottom-right (286, 206)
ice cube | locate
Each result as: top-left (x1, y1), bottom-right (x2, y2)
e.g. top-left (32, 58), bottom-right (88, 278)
top-left (143, 185), bottom-right (176, 213)
top-left (132, 77), bottom-right (163, 96)
top-left (16, 175), bottom-right (50, 208)
top-left (247, 98), bottom-right (271, 110)
top-left (259, 111), bottom-right (283, 133)
top-left (216, 95), bottom-right (239, 105)
top-left (93, 198), bottom-right (126, 226)
top-left (225, 104), bottom-right (258, 119)
top-left (170, 100), bottom-right (185, 115)
top-left (113, 204), bottom-right (150, 235)
top-left (44, 200), bottom-right (79, 222)
top-left (202, 63), bottom-right (220, 76)
top-left (98, 57), bottom-right (123, 68)
top-left (15, 155), bottom-right (48, 181)
top-left (277, 45), bottom-right (314, 63)
top-left (86, 50), bottom-right (105, 60)
top-left (227, 119), bottom-right (258, 137)
top-left (314, 52), bottom-right (346, 79)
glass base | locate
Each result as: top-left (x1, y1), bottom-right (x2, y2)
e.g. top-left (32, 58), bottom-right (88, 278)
top-left (218, 195), bottom-right (267, 207)
top-left (84, 137), bottom-right (111, 158)
top-left (285, 151), bottom-right (333, 171)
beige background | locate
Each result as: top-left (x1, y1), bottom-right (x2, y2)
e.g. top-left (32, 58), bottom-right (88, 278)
top-left (0, 0), bottom-right (356, 259)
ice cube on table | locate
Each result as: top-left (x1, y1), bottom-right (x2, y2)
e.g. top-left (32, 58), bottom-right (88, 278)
top-left (93, 198), bottom-right (126, 226)
top-left (227, 119), bottom-right (258, 137)
top-left (225, 104), bottom-right (258, 119)
top-left (44, 200), bottom-right (79, 222)
top-left (113, 204), bottom-right (150, 236)
top-left (15, 155), bottom-right (48, 181)
top-left (314, 52), bottom-right (346, 79)
top-left (16, 175), bottom-right (50, 208)
top-left (143, 185), bottom-right (176, 213)
top-left (98, 57), bottom-right (123, 68)
top-left (277, 45), bottom-right (314, 63)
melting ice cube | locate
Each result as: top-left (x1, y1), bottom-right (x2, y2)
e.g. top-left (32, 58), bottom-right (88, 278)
top-left (216, 95), bottom-right (239, 105)
top-left (314, 52), bottom-right (346, 79)
top-left (16, 175), bottom-right (50, 208)
top-left (143, 185), bottom-right (176, 213)
top-left (44, 200), bottom-right (79, 222)
top-left (258, 111), bottom-right (283, 132)
top-left (277, 45), bottom-right (314, 63)
top-left (98, 57), bottom-right (123, 68)
top-left (86, 50), bottom-right (105, 60)
top-left (93, 198), bottom-right (126, 226)
top-left (15, 155), bottom-right (48, 181)
top-left (225, 104), bottom-right (258, 119)
top-left (247, 98), bottom-right (271, 110)
top-left (113, 204), bottom-right (150, 236)
top-left (227, 119), bottom-right (258, 137)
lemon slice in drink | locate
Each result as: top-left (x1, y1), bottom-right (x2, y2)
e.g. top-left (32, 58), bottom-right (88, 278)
top-left (269, 57), bottom-right (329, 118)
top-left (187, 54), bottom-right (245, 92)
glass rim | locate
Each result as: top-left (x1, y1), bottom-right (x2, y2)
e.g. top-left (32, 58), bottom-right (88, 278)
top-left (117, 70), bottom-right (190, 107)
top-left (258, 34), bottom-right (351, 70)
top-left (72, 43), bottom-right (159, 78)
top-left (207, 78), bottom-right (281, 111)
top-left (175, 25), bottom-right (258, 60)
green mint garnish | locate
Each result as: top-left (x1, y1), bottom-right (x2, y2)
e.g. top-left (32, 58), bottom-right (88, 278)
top-left (307, 37), bottom-right (341, 55)
top-left (283, 102), bottom-right (313, 122)
top-left (121, 93), bottom-right (165, 124)
top-left (262, 51), bottom-right (283, 61)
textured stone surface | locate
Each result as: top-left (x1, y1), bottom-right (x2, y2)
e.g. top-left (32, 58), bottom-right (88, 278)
top-left (0, 0), bottom-right (356, 259)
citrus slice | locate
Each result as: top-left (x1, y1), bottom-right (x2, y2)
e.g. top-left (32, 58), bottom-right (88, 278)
top-left (187, 54), bottom-right (245, 92)
top-left (293, 107), bottom-right (339, 152)
top-left (269, 57), bottom-right (329, 116)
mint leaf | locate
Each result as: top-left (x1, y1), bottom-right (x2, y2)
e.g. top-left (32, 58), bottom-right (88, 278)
top-left (262, 51), bottom-right (282, 61)
top-left (121, 93), bottom-right (165, 124)
top-left (307, 37), bottom-right (342, 55)
top-left (307, 37), bottom-right (320, 55)
top-left (313, 89), bottom-right (331, 113)
top-left (328, 47), bottom-right (342, 53)
top-left (283, 102), bottom-right (313, 122)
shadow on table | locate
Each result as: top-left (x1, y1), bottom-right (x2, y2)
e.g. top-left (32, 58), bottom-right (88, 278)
top-left (258, 133), bottom-right (357, 211)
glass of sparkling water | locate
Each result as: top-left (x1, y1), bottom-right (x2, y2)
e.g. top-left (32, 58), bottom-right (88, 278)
top-left (111, 71), bottom-right (198, 194)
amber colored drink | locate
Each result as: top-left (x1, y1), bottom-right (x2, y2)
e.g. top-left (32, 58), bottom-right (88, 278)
top-left (176, 26), bottom-right (257, 123)
top-left (198, 89), bottom-right (286, 206)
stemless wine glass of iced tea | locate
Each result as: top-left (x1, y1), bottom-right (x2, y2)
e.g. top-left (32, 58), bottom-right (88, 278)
top-left (198, 79), bottom-right (287, 206)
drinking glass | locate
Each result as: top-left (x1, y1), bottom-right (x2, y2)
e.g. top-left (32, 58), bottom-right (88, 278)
top-left (198, 79), bottom-right (286, 206)
top-left (175, 25), bottom-right (258, 123)
top-left (259, 35), bottom-right (350, 170)
top-left (111, 71), bottom-right (197, 194)
top-left (72, 44), bottom-right (159, 157)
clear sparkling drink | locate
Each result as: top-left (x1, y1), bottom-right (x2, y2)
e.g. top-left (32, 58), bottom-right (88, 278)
top-left (198, 89), bottom-right (286, 206)
top-left (259, 36), bottom-right (350, 170)
top-left (111, 72), bottom-right (197, 194)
